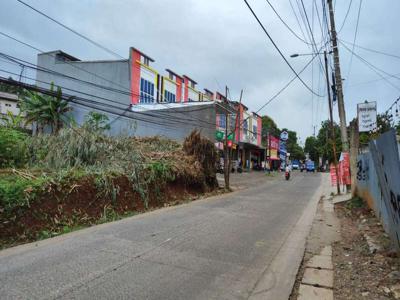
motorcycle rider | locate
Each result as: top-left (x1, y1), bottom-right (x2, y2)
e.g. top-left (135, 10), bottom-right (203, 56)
top-left (285, 164), bottom-right (291, 180)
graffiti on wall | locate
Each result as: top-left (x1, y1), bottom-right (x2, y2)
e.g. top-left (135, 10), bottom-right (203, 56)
top-left (357, 129), bottom-right (400, 249)
top-left (356, 158), bottom-right (368, 182)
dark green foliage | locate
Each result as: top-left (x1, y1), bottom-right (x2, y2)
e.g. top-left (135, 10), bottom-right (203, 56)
top-left (0, 174), bottom-right (49, 216)
top-left (359, 113), bottom-right (395, 145)
top-left (0, 127), bottom-right (29, 167)
top-left (315, 120), bottom-right (342, 164)
top-left (281, 128), bottom-right (305, 160)
top-left (0, 77), bottom-right (21, 94)
top-left (261, 115), bottom-right (281, 140)
top-left (20, 83), bottom-right (72, 134)
top-left (304, 136), bottom-right (319, 163)
top-left (345, 197), bottom-right (366, 209)
top-left (84, 111), bottom-right (111, 132)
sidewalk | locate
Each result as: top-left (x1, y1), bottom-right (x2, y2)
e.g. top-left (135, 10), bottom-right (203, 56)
top-left (290, 186), bottom-right (339, 300)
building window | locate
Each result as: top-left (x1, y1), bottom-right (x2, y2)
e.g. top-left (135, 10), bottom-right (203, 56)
top-left (164, 90), bottom-right (176, 103)
top-left (140, 78), bottom-right (154, 104)
top-left (190, 81), bottom-right (195, 88)
top-left (143, 57), bottom-right (149, 66)
top-left (169, 73), bottom-right (174, 80)
top-left (243, 119), bottom-right (248, 132)
top-left (5, 103), bottom-right (11, 107)
top-left (253, 125), bottom-right (257, 138)
top-left (230, 114), bottom-right (236, 130)
top-left (218, 114), bottom-right (226, 128)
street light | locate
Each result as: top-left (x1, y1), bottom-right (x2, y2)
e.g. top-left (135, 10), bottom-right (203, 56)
top-left (290, 51), bottom-right (333, 58)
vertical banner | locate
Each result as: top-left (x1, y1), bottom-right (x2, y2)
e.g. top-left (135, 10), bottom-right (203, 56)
top-left (339, 152), bottom-right (351, 185)
top-left (330, 163), bottom-right (337, 186)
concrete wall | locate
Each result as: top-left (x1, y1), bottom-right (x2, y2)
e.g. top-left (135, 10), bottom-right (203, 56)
top-left (36, 52), bottom-right (131, 106)
top-left (356, 129), bottom-right (400, 249)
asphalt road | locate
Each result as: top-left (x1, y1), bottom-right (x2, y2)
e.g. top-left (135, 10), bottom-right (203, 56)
top-left (0, 171), bottom-right (322, 300)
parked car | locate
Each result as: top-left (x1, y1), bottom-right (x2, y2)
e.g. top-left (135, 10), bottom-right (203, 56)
top-left (306, 160), bottom-right (315, 172)
top-left (292, 160), bottom-right (300, 170)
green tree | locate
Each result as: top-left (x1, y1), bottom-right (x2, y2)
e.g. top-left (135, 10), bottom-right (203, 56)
top-left (304, 136), bottom-right (319, 163)
top-left (20, 83), bottom-right (72, 134)
top-left (281, 128), bottom-right (304, 160)
top-left (316, 120), bottom-right (342, 164)
top-left (261, 115), bottom-right (280, 139)
top-left (84, 111), bottom-right (111, 132)
top-left (359, 113), bottom-right (393, 145)
top-left (1, 111), bottom-right (25, 130)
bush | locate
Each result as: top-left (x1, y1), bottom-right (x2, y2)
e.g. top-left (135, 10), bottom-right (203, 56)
top-left (0, 127), bottom-right (29, 168)
top-left (0, 174), bottom-right (49, 216)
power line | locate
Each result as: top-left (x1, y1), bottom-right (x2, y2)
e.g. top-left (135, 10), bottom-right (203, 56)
top-left (313, 0), bottom-right (327, 46)
top-left (0, 65), bottom-right (219, 130)
top-left (15, 0), bottom-right (123, 59)
top-left (345, 0), bottom-right (363, 87)
top-left (243, 0), bottom-right (324, 97)
top-left (299, 0), bottom-right (326, 72)
top-left (0, 75), bottom-right (218, 132)
top-left (0, 31), bottom-right (221, 127)
top-left (341, 39), bottom-right (400, 60)
top-left (264, 0), bottom-right (314, 45)
top-left (288, 0), bottom-right (310, 46)
top-left (338, 0), bottom-right (353, 33)
top-left (339, 40), bottom-right (400, 92)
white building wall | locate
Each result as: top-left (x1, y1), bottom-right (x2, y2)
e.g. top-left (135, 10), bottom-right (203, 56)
top-left (0, 100), bottom-right (20, 115)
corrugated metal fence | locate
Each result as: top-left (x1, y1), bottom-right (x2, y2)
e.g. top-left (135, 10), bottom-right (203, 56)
top-left (356, 129), bottom-right (400, 250)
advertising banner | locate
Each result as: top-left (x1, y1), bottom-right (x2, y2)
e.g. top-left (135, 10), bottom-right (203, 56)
top-left (279, 141), bottom-right (287, 155)
top-left (357, 101), bottom-right (377, 132)
top-left (330, 163), bottom-right (337, 186)
top-left (339, 152), bottom-right (351, 185)
top-left (269, 136), bottom-right (279, 160)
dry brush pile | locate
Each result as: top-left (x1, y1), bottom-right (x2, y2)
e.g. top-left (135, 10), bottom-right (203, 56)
top-left (0, 127), bottom-right (218, 247)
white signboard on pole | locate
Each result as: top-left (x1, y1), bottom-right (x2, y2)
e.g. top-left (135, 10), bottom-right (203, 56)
top-left (357, 101), bottom-right (377, 132)
top-left (280, 131), bottom-right (288, 141)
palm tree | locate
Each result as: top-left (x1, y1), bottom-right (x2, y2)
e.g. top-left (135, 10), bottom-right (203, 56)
top-left (20, 83), bottom-right (72, 134)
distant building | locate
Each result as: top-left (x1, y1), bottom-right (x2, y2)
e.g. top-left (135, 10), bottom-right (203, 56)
top-left (215, 95), bottom-right (264, 171)
top-left (36, 48), bottom-right (216, 141)
top-left (35, 46), bottom-right (263, 157)
top-left (0, 91), bottom-right (20, 116)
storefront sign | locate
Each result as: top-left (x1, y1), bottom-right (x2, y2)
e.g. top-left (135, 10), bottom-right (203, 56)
top-left (357, 101), bottom-right (377, 132)
top-left (215, 130), bottom-right (224, 141)
top-left (280, 130), bottom-right (289, 141)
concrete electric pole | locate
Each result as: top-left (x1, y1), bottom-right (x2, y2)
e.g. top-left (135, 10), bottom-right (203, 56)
top-left (327, 0), bottom-right (349, 152)
top-left (324, 51), bottom-right (341, 195)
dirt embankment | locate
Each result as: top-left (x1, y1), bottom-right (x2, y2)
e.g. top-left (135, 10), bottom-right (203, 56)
top-left (1, 175), bottom-right (214, 249)
top-left (333, 199), bottom-right (400, 300)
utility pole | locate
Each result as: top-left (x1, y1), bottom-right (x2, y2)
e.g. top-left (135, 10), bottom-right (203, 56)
top-left (324, 51), bottom-right (341, 195)
top-left (327, 0), bottom-right (349, 152)
top-left (231, 90), bottom-right (243, 176)
top-left (224, 86), bottom-right (230, 190)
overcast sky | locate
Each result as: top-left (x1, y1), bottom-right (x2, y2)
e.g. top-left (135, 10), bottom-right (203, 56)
top-left (1, 0), bottom-right (399, 143)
